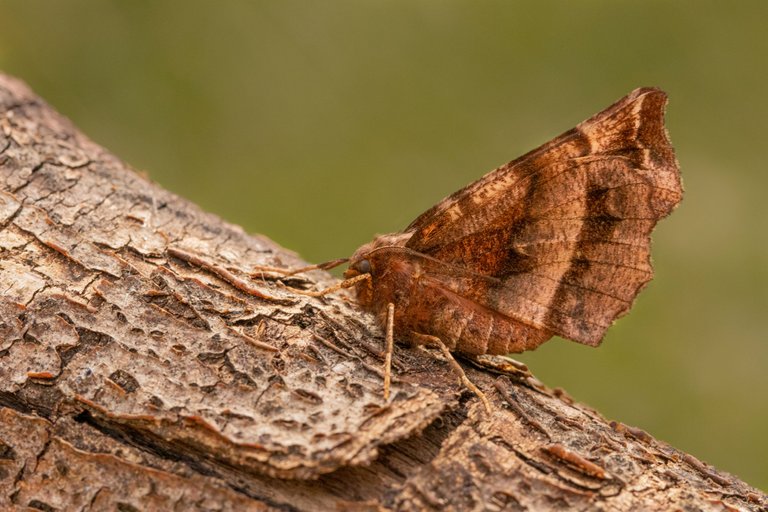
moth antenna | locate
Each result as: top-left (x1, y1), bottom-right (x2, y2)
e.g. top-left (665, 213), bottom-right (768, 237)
top-left (251, 257), bottom-right (349, 277)
top-left (414, 333), bottom-right (492, 415)
top-left (383, 303), bottom-right (395, 400)
top-left (283, 272), bottom-right (370, 297)
top-left (287, 258), bottom-right (350, 276)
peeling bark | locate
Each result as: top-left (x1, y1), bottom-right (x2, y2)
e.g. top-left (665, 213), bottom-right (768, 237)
top-left (0, 73), bottom-right (764, 511)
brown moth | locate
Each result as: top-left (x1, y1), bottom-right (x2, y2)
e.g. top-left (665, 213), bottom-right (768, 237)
top-left (341, 88), bottom-right (681, 390)
top-left (289, 87), bottom-right (682, 406)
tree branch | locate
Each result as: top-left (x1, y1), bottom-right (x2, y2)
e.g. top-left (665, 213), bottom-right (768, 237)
top-left (0, 73), bottom-right (763, 511)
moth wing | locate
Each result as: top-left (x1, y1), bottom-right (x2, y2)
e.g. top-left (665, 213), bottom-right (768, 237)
top-left (405, 88), bottom-right (682, 346)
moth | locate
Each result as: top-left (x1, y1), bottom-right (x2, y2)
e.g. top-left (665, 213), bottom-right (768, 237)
top-left (281, 87), bottom-right (682, 408)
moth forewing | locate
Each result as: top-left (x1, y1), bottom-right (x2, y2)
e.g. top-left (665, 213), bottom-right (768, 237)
top-left (348, 87), bottom-right (682, 354)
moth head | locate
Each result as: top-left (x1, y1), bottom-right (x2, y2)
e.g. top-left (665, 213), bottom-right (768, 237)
top-left (345, 240), bottom-right (374, 279)
top-left (351, 258), bottom-right (371, 275)
top-left (344, 232), bottom-right (412, 306)
top-left (343, 254), bottom-right (375, 306)
top-left (344, 257), bottom-right (374, 293)
top-left (347, 232), bottom-right (411, 272)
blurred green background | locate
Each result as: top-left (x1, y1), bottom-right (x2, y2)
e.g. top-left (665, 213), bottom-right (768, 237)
top-left (1, 1), bottom-right (765, 491)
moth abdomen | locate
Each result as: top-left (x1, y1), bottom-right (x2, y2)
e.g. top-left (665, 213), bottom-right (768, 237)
top-left (393, 276), bottom-right (552, 356)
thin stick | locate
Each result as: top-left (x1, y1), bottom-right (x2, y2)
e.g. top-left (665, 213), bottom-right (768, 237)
top-left (167, 247), bottom-right (293, 304)
top-left (383, 303), bottom-right (395, 400)
top-left (493, 377), bottom-right (549, 438)
top-left (415, 333), bottom-right (492, 414)
top-left (283, 272), bottom-right (370, 297)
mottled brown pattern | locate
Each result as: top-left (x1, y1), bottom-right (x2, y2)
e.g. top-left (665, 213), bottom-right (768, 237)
top-left (346, 87), bottom-right (682, 354)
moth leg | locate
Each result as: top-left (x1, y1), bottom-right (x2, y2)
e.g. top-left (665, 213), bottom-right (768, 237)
top-left (413, 333), bottom-right (492, 414)
top-left (251, 258), bottom-right (365, 298)
top-left (282, 272), bottom-right (370, 297)
top-left (383, 303), bottom-right (395, 401)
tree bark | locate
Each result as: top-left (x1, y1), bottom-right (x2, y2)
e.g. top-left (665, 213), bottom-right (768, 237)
top-left (0, 73), bottom-right (763, 512)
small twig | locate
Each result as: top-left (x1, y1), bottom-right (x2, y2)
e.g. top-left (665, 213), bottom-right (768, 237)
top-left (312, 333), bottom-right (386, 380)
top-left (493, 377), bottom-right (550, 439)
top-left (681, 453), bottom-right (732, 487)
top-left (413, 333), bottom-right (492, 414)
top-left (543, 443), bottom-right (608, 480)
top-left (167, 247), bottom-right (294, 304)
top-left (311, 332), bottom-right (351, 358)
top-left (226, 325), bottom-right (278, 352)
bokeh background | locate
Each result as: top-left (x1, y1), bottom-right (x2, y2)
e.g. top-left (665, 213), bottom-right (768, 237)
top-left (1, 1), bottom-right (765, 491)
